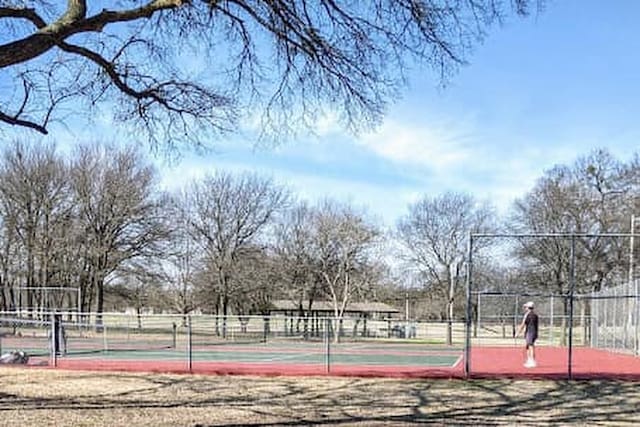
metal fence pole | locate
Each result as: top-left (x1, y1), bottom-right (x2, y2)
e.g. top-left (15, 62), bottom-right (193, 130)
top-left (513, 296), bottom-right (519, 339)
top-left (324, 317), bottom-right (331, 374)
top-left (550, 295), bottom-right (554, 345)
top-left (464, 233), bottom-right (473, 379)
top-left (568, 235), bottom-right (576, 380)
top-left (476, 292), bottom-right (481, 338)
top-left (591, 290), bottom-right (597, 348)
top-left (102, 322), bottom-right (108, 353)
top-left (172, 322), bottom-right (177, 349)
top-left (50, 313), bottom-right (57, 368)
top-left (635, 278), bottom-right (639, 355)
top-left (625, 282), bottom-right (630, 350)
top-left (187, 315), bottom-right (193, 373)
top-left (614, 286), bottom-right (620, 350)
top-left (604, 292), bottom-right (610, 348)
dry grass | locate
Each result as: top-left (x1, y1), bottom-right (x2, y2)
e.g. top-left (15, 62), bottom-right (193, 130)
top-left (1, 366), bottom-right (639, 426)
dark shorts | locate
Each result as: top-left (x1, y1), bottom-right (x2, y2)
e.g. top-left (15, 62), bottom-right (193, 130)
top-left (525, 331), bottom-right (537, 346)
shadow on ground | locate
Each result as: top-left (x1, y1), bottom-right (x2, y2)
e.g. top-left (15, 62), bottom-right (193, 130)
top-left (0, 368), bottom-right (639, 426)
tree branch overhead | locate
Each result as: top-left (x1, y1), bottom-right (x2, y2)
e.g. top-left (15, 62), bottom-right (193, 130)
top-left (0, 0), bottom-right (540, 150)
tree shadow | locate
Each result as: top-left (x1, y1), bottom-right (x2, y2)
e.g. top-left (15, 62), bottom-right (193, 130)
top-left (1, 370), bottom-right (639, 426)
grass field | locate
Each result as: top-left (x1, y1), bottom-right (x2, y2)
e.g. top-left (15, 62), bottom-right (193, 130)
top-left (1, 367), bottom-right (639, 426)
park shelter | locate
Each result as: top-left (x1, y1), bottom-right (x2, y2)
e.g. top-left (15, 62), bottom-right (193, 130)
top-left (269, 300), bottom-right (401, 338)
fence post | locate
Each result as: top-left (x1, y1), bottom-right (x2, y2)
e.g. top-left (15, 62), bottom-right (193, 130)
top-left (614, 286), bottom-right (620, 350)
top-left (568, 235), bottom-right (576, 380)
top-left (324, 317), bottom-right (331, 374)
top-left (50, 313), bottom-right (57, 367)
top-left (635, 278), bottom-right (639, 355)
top-left (475, 293), bottom-right (480, 338)
top-left (263, 317), bottom-right (270, 343)
top-left (591, 290), bottom-right (597, 348)
top-left (513, 296), bottom-right (519, 339)
top-left (187, 315), bottom-right (193, 373)
top-left (172, 322), bottom-right (177, 349)
top-left (550, 295), bottom-right (554, 345)
top-left (464, 233), bottom-right (473, 379)
top-left (103, 322), bottom-right (108, 353)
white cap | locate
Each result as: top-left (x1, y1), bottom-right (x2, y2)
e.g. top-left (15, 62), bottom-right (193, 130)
top-left (523, 301), bottom-right (534, 309)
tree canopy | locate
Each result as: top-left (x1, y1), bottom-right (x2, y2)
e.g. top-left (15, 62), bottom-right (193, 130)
top-left (1, 0), bottom-right (537, 150)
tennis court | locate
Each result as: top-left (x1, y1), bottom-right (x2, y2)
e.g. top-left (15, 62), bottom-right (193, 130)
top-left (33, 345), bottom-right (638, 380)
top-left (6, 333), bottom-right (640, 380)
top-left (3, 312), bottom-right (640, 380)
top-left (6, 335), bottom-right (464, 377)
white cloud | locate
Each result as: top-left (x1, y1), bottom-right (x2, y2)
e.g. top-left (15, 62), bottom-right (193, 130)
top-left (357, 118), bottom-right (476, 171)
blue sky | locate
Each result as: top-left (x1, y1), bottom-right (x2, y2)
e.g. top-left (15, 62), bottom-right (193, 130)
top-left (9, 1), bottom-right (640, 228)
top-left (156, 1), bottom-right (640, 227)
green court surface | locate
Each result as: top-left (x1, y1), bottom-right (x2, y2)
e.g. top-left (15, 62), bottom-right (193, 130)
top-left (3, 338), bottom-right (462, 368)
top-left (62, 348), bottom-right (460, 367)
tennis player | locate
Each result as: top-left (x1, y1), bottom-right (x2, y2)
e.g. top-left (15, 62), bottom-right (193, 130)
top-left (516, 301), bottom-right (538, 368)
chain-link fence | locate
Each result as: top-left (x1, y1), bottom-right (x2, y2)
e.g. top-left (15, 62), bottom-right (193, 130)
top-left (588, 280), bottom-right (640, 355)
top-left (474, 292), bottom-right (587, 346)
top-left (466, 232), bottom-right (640, 380)
top-left (0, 311), bottom-right (466, 374)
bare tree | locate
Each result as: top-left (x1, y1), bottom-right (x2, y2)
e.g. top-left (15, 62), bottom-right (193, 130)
top-left (510, 149), bottom-right (640, 344)
top-left (511, 149), bottom-right (638, 295)
top-left (397, 192), bottom-right (495, 345)
top-left (272, 201), bottom-right (319, 316)
top-left (70, 143), bottom-right (170, 320)
top-left (0, 1), bottom-right (538, 149)
top-left (0, 141), bottom-right (72, 312)
top-left (309, 200), bottom-right (380, 342)
top-left (155, 192), bottom-right (201, 321)
top-left (230, 246), bottom-right (279, 315)
top-left (188, 171), bottom-right (289, 335)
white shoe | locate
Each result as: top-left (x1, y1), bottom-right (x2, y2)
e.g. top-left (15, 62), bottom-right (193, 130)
top-left (524, 359), bottom-right (537, 368)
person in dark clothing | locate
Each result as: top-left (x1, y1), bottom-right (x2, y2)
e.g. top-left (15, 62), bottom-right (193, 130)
top-left (516, 301), bottom-right (538, 368)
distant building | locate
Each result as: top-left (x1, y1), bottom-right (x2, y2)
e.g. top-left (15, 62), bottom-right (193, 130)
top-left (268, 299), bottom-right (402, 339)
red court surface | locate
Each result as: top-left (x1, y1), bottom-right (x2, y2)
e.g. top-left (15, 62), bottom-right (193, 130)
top-left (469, 346), bottom-right (640, 380)
top-left (24, 346), bottom-right (640, 380)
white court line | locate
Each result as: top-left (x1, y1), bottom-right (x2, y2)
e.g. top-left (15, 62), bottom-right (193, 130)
top-left (240, 352), bottom-right (317, 363)
top-left (452, 354), bottom-right (463, 368)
